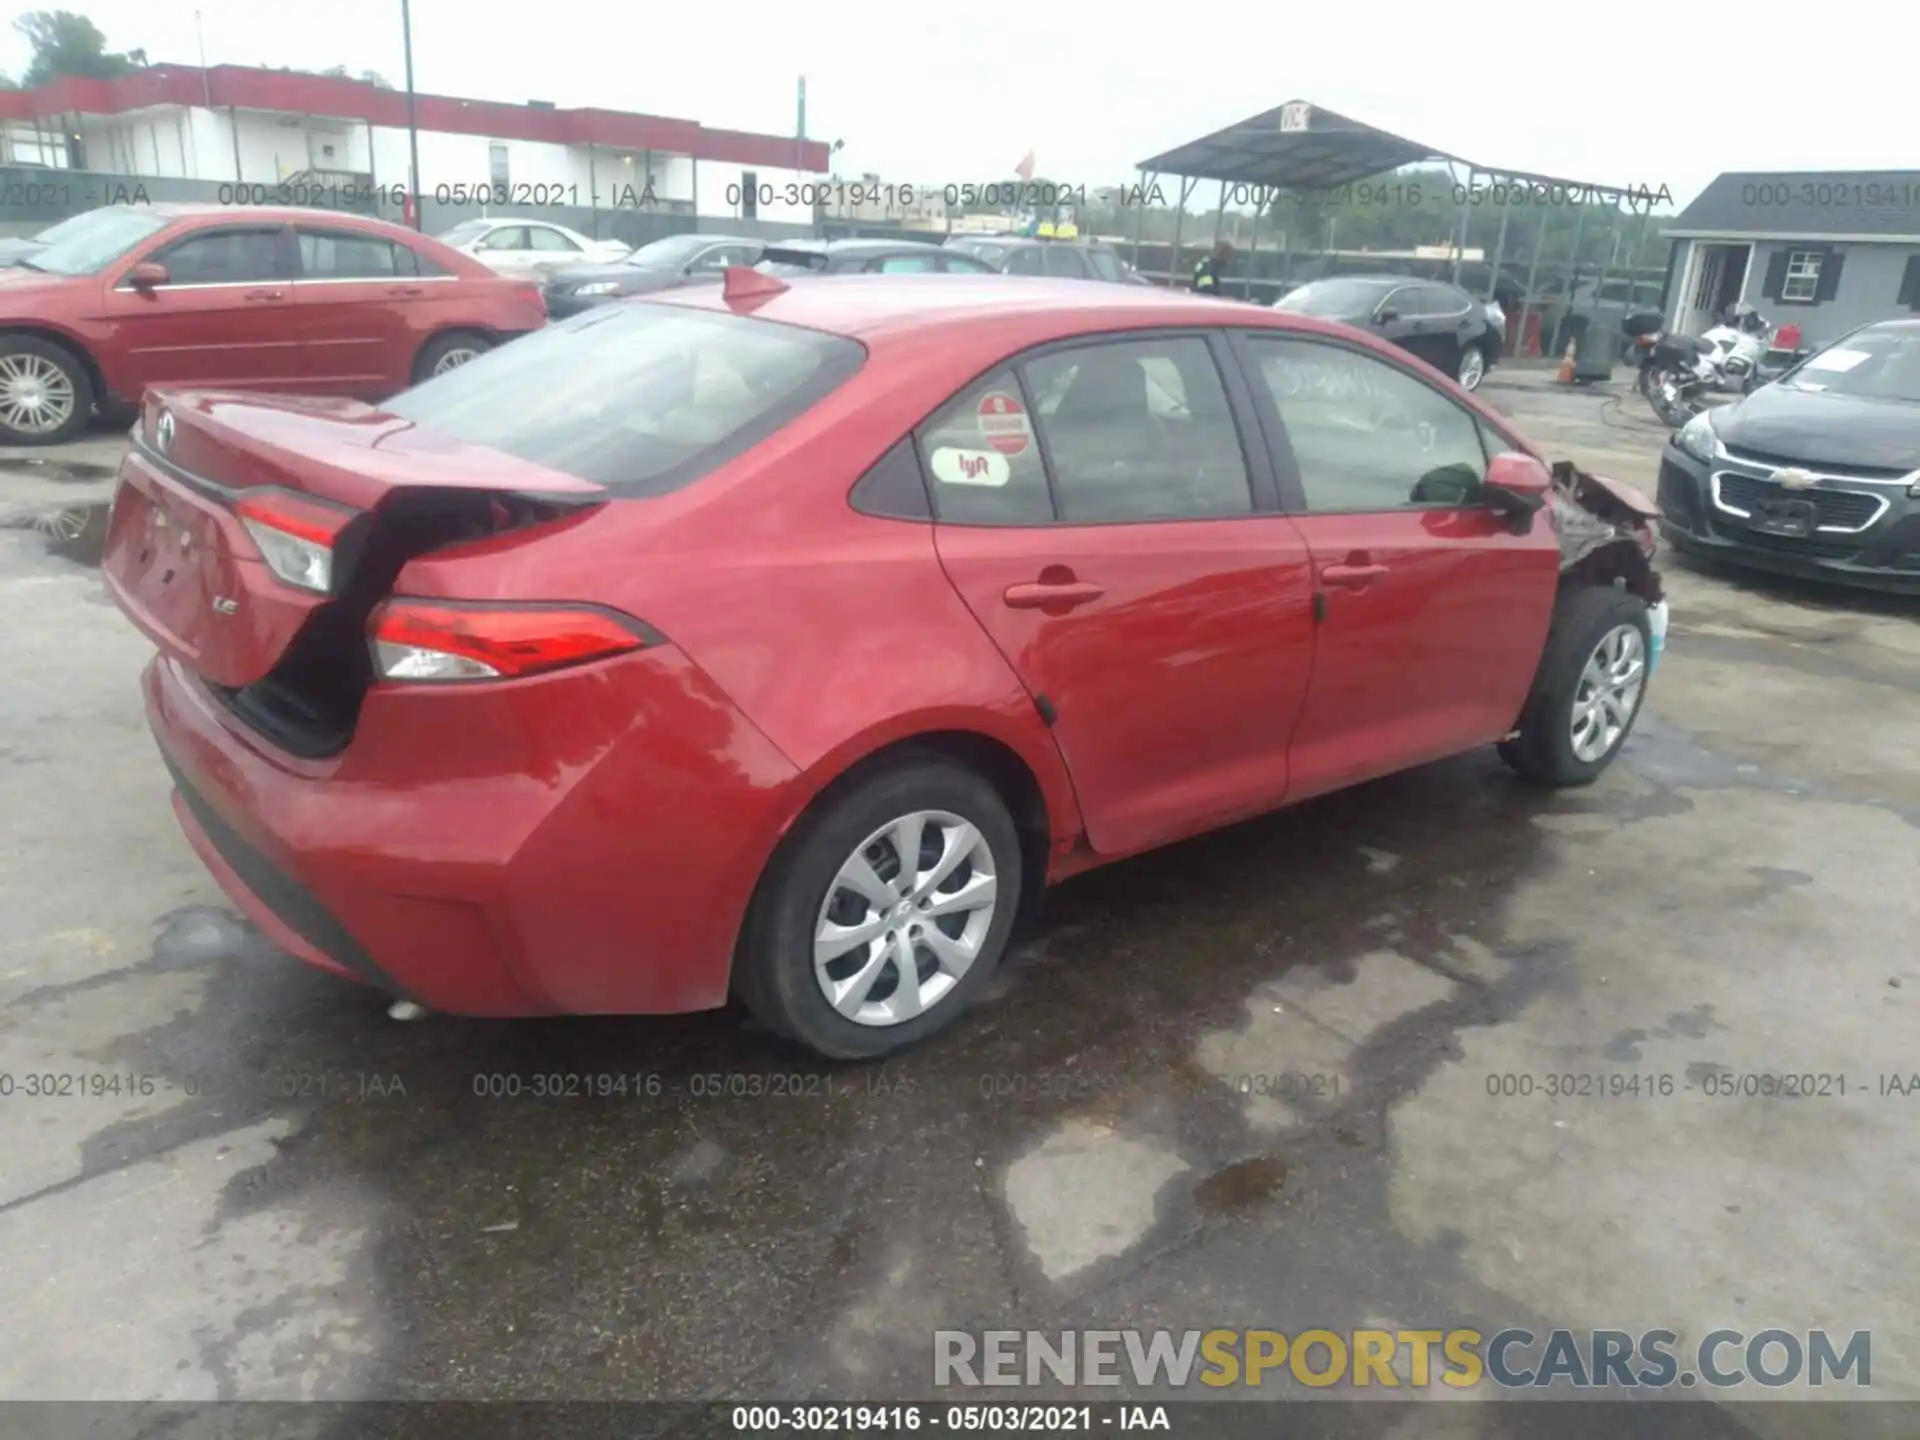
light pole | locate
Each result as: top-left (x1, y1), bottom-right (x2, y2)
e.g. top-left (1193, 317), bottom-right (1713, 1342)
top-left (401, 0), bottom-right (424, 228)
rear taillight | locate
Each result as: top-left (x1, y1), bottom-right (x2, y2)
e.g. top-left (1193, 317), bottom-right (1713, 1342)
top-left (368, 600), bottom-right (650, 682)
top-left (235, 489), bottom-right (356, 594)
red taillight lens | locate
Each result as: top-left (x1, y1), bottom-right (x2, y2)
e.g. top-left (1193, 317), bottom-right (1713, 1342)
top-left (234, 488), bottom-right (357, 594)
top-left (368, 600), bottom-right (650, 682)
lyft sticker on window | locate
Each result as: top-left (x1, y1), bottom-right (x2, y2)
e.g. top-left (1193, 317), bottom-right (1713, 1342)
top-left (930, 447), bottom-right (1011, 487)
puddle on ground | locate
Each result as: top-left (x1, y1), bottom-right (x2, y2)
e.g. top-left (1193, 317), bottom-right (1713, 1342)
top-left (1, 501), bottom-right (110, 565)
top-left (1192, 1155), bottom-right (1289, 1214)
top-left (0, 457), bottom-right (118, 483)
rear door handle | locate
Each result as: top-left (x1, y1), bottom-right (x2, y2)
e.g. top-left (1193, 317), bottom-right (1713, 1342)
top-left (243, 288), bottom-right (284, 302)
top-left (389, 286), bottom-right (426, 297)
top-left (1003, 580), bottom-right (1104, 610)
top-left (1321, 563), bottom-right (1389, 588)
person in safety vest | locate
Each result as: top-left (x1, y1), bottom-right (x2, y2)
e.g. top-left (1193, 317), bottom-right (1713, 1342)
top-left (1192, 241), bottom-right (1235, 297)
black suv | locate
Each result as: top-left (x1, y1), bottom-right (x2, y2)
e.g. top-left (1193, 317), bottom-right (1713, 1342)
top-left (757, 239), bottom-right (998, 275)
top-left (942, 234), bottom-right (1150, 285)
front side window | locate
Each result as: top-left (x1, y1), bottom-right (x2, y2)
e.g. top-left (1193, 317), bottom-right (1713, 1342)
top-left (386, 304), bottom-right (866, 495)
top-left (1247, 337), bottom-right (1489, 510)
top-left (528, 227), bottom-right (582, 253)
top-left (476, 226), bottom-right (530, 252)
top-left (1024, 337), bottom-right (1251, 523)
top-left (153, 228), bottom-right (285, 285)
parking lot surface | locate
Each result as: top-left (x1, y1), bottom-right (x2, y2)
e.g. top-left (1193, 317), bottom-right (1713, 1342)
top-left (1, 375), bottom-right (1915, 1434)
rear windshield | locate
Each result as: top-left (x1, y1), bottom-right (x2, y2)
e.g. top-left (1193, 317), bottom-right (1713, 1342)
top-left (384, 303), bottom-right (866, 495)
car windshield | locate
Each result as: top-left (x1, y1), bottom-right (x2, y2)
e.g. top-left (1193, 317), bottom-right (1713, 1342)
top-left (25, 207), bottom-right (171, 275)
top-left (385, 303), bottom-right (867, 495)
top-left (436, 220), bottom-right (492, 247)
top-left (624, 233), bottom-right (712, 268)
top-left (1277, 279), bottom-right (1394, 316)
top-left (1779, 327), bottom-right (1920, 403)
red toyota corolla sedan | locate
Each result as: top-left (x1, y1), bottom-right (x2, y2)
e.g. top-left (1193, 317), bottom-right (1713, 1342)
top-left (101, 272), bottom-right (1663, 1058)
top-left (0, 204), bottom-right (544, 446)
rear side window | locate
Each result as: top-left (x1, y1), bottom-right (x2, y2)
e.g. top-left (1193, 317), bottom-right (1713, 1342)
top-left (916, 367), bottom-right (1052, 525)
top-left (385, 305), bottom-right (866, 495)
top-left (1042, 247), bottom-right (1088, 278)
top-left (298, 229), bottom-right (408, 279)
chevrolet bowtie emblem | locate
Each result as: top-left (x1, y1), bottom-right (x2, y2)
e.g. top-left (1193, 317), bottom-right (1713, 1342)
top-left (1774, 468), bottom-right (1819, 490)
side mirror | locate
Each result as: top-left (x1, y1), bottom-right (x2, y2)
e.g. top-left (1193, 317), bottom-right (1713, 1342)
top-left (1375, 308), bottom-right (1400, 324)
top-left (1482, 451), bottom-right (1551, 535)
top-left (128, 261), bottom-right (168, 291)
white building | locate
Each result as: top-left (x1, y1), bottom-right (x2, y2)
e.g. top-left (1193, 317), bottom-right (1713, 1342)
top-left (0, 64), bottom-right (828, 226)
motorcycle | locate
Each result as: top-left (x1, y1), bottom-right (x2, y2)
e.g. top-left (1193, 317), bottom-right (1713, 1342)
top-left (1631, 306), bottom-right (1772, 427)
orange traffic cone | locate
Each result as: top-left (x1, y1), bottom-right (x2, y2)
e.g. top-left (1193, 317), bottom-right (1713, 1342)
top-left (1556, 338), bottom-right (1577, 384)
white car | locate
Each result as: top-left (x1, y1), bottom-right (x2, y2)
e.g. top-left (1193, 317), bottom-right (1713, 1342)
top-left (435, 218), bottom-right (629, 279)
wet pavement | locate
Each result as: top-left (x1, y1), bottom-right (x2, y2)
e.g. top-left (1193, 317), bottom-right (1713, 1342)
top-left (1, 387), bottom-right (1917, 1435)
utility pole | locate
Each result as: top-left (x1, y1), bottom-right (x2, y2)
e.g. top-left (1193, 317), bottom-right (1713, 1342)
top-left (401, 0), bottom-right (424, 228)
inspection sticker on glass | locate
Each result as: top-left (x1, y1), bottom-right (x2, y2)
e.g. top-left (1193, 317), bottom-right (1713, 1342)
top-left (930, 447), bottom-right (1011, 487)
top-left (1803, 349), bottom-right (1870, 373)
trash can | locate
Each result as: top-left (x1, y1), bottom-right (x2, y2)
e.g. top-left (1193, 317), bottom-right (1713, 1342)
top-left (1573, 311), bottom-right (1617, 383)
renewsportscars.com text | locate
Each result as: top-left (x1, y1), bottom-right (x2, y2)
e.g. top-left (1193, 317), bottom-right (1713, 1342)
top-left (934, 1328), bottom-right (1871, 1390)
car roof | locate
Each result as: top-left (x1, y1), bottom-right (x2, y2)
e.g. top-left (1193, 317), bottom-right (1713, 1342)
top-left (768, 238), bottom-right (943, 255)
top-left (954, 234), bottom-right (1109, 249)
top-left (137, 203), bottom-right (420, 238)
top-left (661, 274), bottom-right (1309, 341)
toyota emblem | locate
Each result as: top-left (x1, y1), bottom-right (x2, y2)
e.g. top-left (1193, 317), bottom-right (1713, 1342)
top-left (1774, 467), bottom-right (1818, 490)
top-left (155, 409), bottom-right (175, 453)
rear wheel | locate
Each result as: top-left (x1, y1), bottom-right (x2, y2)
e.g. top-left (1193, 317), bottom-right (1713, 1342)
top-left (735, 755), bottom-right (1022, 1060)
top-left (0, 336), bottom-right (93, 446)
top-left (1500, 585), bottom-right (1652, 786)
top-left (412, 330), bottom-right (494, 384)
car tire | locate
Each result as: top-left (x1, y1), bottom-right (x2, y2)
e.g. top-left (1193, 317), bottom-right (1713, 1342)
top-left (411, 330), bottom-right (494, 384)
top-left (735, 753), bottom-right (1023, 1060)
top-left (0, 335), bottom-right (94, 446)
top-left (1499, 584), bottom-right (1652, 787)
top-left (1456, 344), bottom-right (1488, 391)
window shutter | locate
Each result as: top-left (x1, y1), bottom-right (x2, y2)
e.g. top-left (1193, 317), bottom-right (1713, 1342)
top-left (1760, 250), bottom-right (1789, 302)
top-left (1899, 255), bottom-right (1920, 310)
top-left (1812, 247), bottom-right (1845, 303)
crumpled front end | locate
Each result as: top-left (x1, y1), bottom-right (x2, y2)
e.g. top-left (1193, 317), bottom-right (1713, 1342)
top-left (1548, 461), bottom-right (1670, 671)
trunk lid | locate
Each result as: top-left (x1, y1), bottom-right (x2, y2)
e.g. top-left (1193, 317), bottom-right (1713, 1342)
top-left (102, 391), bottom-right (605, 691)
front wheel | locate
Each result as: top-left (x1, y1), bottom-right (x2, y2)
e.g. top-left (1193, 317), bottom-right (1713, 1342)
top-left (1638, 364), bottom-right (1693, 428)
top-left (734, 755), bottom-right (1023, 1059)
top-left (1456, 345), bottom-right (1487, 392)
top-left (1500, 585), bottom-right (1652, 786)
top-left (0, 336), bottom-right (94, 446)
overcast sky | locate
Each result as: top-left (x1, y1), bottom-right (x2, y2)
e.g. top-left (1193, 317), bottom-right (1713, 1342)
top-left (4, 0), bottom-right (1909, 212)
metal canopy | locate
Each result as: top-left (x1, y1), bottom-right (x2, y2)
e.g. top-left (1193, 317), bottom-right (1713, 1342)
top-left (1136, 99), bottom-right (1628, 197)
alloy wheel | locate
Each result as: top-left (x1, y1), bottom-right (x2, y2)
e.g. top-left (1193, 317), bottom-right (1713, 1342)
top-left (433, 346), bottom-right (482, 374)
top-left (812, 809), bottom-right (999, 1028)
top-left (1570, 623), bottom-right (1646, 763)
top-left (0, 353), bottom-right (77, 435)
top-left (1457, 348), bottom-right (1486, 390)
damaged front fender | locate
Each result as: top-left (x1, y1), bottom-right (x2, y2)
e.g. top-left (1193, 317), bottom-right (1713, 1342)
top-left (1548, 460), bottom-right (1665, 607)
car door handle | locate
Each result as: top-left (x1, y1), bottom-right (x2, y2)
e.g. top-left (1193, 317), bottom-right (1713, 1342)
top-left (243, 288), bottom-right (284, 302)
top-left (389, 285), bottom-right (425, 297)
top-left (1003, 579), bottom-right (1104, 610)
top-left (1321, 563), bottom-right (1389, 588)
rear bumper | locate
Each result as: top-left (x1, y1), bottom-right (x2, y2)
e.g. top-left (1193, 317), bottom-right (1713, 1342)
top-left (1656, 444), bottom-right (1920, 595)
top-left (142, 648), bottom-right (803, 1017)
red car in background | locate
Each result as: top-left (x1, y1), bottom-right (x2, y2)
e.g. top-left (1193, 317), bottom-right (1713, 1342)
top-left (0, 203), bottom-right (544, 445)
top-left (100, 273), bottom-right (1663, 1059)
